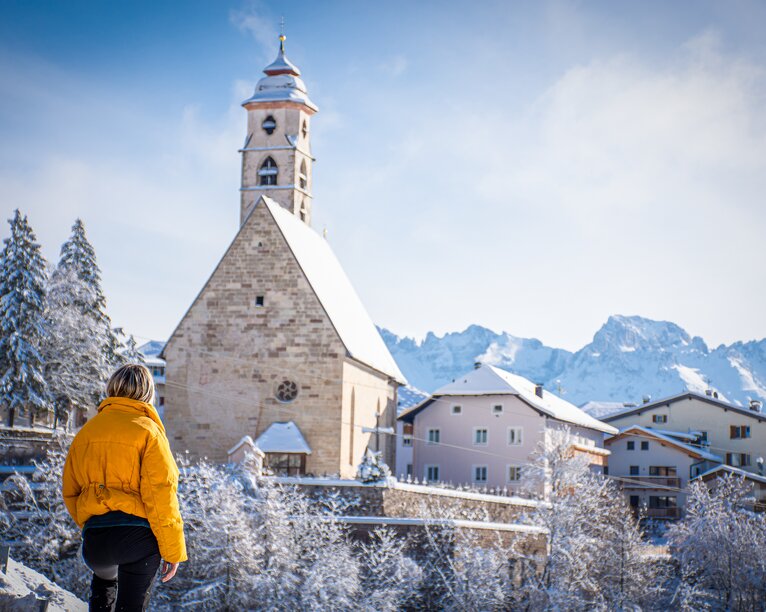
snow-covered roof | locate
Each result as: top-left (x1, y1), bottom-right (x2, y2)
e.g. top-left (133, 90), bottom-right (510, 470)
top-left (695, 464), bottom-right (766, 485)
top-left (402, 364), bottom-right (616, 434)
top-left (398, 385), bottom-right (429, 414)
top-left (262, 197), bottom-right (406, 384)
top-left (580, 400), bottom-right (636, 419)
top-left (227, 434), bottom-right (264, 457)
top-left (606, 425), bottom-right (721, 462)
top-left (601, 391), bottom-right (766, 423)
top-left (138, 340), bottom-right (165, 358)
top-left (242, 39), bottom-right (317, 111)
top-left (254, 421), bottom-right (312, 454)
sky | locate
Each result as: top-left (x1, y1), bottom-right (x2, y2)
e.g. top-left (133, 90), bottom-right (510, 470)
top-left (1, 0), bottom-right (765, 352)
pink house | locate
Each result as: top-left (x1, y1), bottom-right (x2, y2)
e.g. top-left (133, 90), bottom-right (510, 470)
top-left (398, 364), bottom-right (617, 491)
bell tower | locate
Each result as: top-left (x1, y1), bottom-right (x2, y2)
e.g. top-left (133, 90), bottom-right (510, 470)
top-left (240, 34), bottom-right (318, 226)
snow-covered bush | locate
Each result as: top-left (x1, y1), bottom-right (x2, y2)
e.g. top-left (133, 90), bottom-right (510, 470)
top-left (356, 449), bottom-right (392, 483)
top-left (513, 428), bottom-right (667, 610)
top-left (0, 433), bottom-right (89, 599)
top-left (667, 474), bottom-right (766, 611)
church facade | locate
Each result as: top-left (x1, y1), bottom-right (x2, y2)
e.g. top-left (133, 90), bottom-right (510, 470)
top-left (162, 37), bottom-right (406, 477)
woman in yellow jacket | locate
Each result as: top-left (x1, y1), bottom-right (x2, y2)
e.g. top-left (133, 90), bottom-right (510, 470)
top-left (62, 364), bottom-right (187, 611)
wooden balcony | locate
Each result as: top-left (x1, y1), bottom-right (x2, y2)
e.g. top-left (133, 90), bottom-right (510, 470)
top-left (621, 476), bottom-right (681, 489)
top-left (645, 507), bottom-right (681, 519)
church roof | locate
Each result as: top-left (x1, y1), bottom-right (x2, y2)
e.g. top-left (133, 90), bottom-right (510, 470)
top-left (262, 197), bottom-right (407, 384)
top-left (255, 421), bottom-right (312, 454)
top-left (242, 37), bottom-right (317, 111)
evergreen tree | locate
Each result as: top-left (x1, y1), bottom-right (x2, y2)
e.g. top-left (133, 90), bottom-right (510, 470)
top-left (122, 334), bottom-right (145, 364)
top-left (0, 210), bottom-right (48, 427)
top-left (56, 219), bottom-right (124, 369)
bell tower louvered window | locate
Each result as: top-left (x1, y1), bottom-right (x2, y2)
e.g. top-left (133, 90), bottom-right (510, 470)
top-left (258, 157), bottom-right (278, 186)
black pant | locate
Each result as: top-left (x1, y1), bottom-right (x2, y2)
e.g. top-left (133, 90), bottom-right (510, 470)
top-left (82, 525), bottom-right (161, 611)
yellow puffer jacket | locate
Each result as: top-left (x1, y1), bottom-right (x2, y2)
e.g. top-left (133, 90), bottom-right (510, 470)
top-left (62, 397), bottom-right (187, 563)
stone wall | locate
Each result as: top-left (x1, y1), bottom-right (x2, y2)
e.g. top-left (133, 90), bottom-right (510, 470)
top-left (0, 428), bottom-right (59, 471)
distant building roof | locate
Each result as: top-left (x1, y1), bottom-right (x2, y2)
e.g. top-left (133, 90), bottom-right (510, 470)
top-left (695, 464), bottom-right (766, 486)
top-left (606, 425), bottom-right (721, 462)
top-left (398, 385), bottom-right (429, 414)
top-left (399, 364), bottom-right (617, 434)
top-left (255, 421), bottom-right (312, 454)
top-left (138, 340), bottom-right (165, 358)
top-left (263, 197), bottom-right (406, 384)
top-left (601, 391), bottom-right (766, 423)
top-left (580, 400), bottom-right (636, 419)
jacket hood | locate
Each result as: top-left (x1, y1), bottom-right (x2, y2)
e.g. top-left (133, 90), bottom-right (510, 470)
top-left (98, 397), bottom-right (165, 432)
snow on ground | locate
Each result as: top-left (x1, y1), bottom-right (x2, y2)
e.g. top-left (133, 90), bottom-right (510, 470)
top-left (0, 557), bottom-right (86, 611)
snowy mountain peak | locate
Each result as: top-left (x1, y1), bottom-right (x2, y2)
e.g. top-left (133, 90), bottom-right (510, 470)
top-left (592, 315), bottom-right (707, 354)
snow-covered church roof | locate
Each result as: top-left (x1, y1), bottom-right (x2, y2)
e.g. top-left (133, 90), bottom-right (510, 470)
top-left (400, 364), bottom-right (616, 434)
top-left (242, 36), bottom-right (317, 112)
top-left (255, 421), bottom-right (312, 454)
top-left (262, 197), bottom-right (406, 384)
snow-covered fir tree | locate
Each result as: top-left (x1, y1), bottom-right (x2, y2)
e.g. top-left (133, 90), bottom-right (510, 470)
top-left (0, 210), bottom-right (48, 427)
top-left (667, 474), bottom-right (766, 610)
top-left (357, 448), bottom-right (392, 483)
top-left (122, 334), bottom-right (145, 364)
top-left (56, 219), bottom-right (124, 370)
top-left (41, 266), bottom-right (111, 429)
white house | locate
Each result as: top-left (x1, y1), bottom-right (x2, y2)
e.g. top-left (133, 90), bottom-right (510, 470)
top-left (395, 385), bottom-right (429, 480)
top-left (605, 425), bottom-right (721, 519)
top-left (398, 364), bottom-right (617, 491)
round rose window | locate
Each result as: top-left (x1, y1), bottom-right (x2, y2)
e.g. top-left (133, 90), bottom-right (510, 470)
top-left (275, 380), bottom-right (299, 403)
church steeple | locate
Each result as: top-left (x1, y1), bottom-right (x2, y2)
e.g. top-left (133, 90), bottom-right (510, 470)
top-left (239, 34), bottom-right (317, 226)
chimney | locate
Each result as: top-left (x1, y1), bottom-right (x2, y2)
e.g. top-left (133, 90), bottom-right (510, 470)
top-left (535, 383), bottom-right (544, 398)
top-left (713, 391), bottom-right (719, 399)
top-left (705, 389), bottom-right (713, 397)
top-left (642, 395), bottom-right (651, 405)
top-left (473, 361), bottom-right (482, 370)
top-left (750, 399), bottom-right (762, 413)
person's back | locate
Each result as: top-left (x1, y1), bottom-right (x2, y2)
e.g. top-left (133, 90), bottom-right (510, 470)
top-left (63, 364), bottom-right (187, 611)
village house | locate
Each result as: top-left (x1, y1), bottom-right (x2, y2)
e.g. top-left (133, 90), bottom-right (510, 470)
top-left (601, 391), bottom-right (766, 475)
top-left (693, 464), bottom-right (766, 511)
top-left (395, 385), bottom-right (428, 480)
top-left (161, 36), bottom-right (406, 476)
top-left (398, 364), bottom-right (617, 490)
top-left (605, 425), bottom-right (721, 519)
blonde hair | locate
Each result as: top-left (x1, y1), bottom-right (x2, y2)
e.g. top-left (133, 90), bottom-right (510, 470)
top-left (107, 364), bottom-right (155, 404)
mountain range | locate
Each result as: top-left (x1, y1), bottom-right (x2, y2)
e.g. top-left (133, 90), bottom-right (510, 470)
top-left (380, 315), bottom-right (766, 408)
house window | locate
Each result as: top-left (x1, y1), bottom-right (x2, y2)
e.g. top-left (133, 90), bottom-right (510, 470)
top-left (258, 157), bottom-right (278, 186)
top-left (727, 453), bottom-right (752, 467)
top-left (425, 465), bottom-right (440, 482)
top-left (641, 441), bottom-right (649, 451)
top-left (265, 452), bottom-right (305, 476)
top-left (507, 465), bottom-right (522, 483)
top-left (508, 427), bottom-right (523, 446)
top-left (473, 465), bottom-right (488, 483)
top-left (255, 295), bottom-right (265, 307)
top-left (159, 397), bottom-right (165, 407)
top-left (492, 404), bottom-right (503, 415)
top-left (262, 115), bottom-right (277, 134)
top-left (451, 405), bottom-right (462, 415)
top-left (649, 466), bottom-right (677, 476)
top-left (630, 465), bottom-right (640, 476)
top-left (427, 429), bottom-right (440, 445)
top-left (698, 431), bottom-right (709, 444)
top-left (629, 495), bottom-right (640, 508)
top-left (649, 496), bottom-right (677, 509)
top-left (473, 428), bottom-right (488, 446)
top-left (652, 414), bottom-right (667, 423)
top-left (627, 441), bottom-right (635, 451)
top-left (730, 425), bottom-right (751, 439)
top-left (402, 435), bottom-right (413, 447)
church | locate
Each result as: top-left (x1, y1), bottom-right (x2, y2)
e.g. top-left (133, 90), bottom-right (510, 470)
top-left (162, 36), bottom-right (406, 477)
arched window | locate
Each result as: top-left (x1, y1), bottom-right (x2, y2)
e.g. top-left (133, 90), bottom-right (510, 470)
top-left (302, 120), bottom-right (308, 139)
top-left (299, 200), bottom-right (308, 222)
top-left (258, 157), bottom-right (278, 186)
top-left (262, 115), bottom-right (277, 135)
top-left (299, 159), bottom-right (307, 189)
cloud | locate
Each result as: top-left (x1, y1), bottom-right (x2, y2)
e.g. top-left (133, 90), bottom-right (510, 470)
top-left (230, 1), bottom-right (277, 61)
top-left (380, 55), bottom-right (408, 77)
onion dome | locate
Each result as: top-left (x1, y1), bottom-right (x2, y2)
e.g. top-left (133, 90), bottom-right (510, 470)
top-left (242, 35), bottom-right (318, 112)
